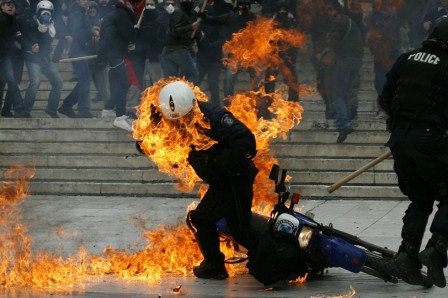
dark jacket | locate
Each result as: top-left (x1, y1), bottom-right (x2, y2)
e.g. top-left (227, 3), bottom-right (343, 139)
top-left (21, 16), bottom-right (55, 63)
top-left (195, 102), bottom-right (257, 178)
top-left (135, 7), bottom-right (165, 56)
top-left (379, 39), bottom-right (448, 127)
top-left (98, 0), bottom-right (137, 61)
top-left (0, 11), bottom-right (21, 57)
top-left (326, 13), bottom-right (364, 60)
top-left (67, 2), bottom-right (92, 56)
top-left (205, 10), bottom-right (256, 41)
top-left (163, 6), bottom-right (196, 51)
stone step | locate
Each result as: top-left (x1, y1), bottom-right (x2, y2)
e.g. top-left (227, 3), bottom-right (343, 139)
top-left (0, 155), bottom-right (394, 172)
top-left (24, 180), bottom-right (404, 199)
top-left (23, 167), bottom-right (396, 186)
top-left (0, 128), bottom-right (388, 144)
top-left (0, 141), bottom-right (388, 159)
top-left (0, 118), bottom-right (388, 131)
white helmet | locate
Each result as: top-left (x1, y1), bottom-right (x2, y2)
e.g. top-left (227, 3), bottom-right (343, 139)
top-left (36, 0), bottom-right (54, 13)
top-left (158, 81), bottom-right (196, 120)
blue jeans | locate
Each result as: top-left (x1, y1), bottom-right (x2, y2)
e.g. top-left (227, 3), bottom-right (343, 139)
top-left (104, 58), bottom-right (128, 117)
top-left (62, 59), bottom-right (90, 114)
top-left (0, 55), bottom-right (24, 113)
top-left (24, 60), bottom-right (63, 113)
top-left (332, 57), bottom-right (362, 130)
top-left (161, 48), bottom-right (199, 85)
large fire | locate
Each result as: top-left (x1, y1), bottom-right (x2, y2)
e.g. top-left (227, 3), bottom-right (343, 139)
top-left (1, 16), bottom-right (305, 290)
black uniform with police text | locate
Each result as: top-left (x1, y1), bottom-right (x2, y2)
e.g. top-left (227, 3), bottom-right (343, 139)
top-left (186, 101), bottom-right (258, 268)
top-left (379, 39), bottom-right (448, 257)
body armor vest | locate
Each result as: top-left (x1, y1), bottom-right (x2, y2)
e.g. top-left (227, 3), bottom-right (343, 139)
top-left (393, 47), bottom-right (448, 126)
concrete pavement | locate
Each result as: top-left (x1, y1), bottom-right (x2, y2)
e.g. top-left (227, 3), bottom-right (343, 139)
top-left (1, 195), bottom-right (447, 297)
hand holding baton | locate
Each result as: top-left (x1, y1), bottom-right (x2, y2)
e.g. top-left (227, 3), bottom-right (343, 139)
top-left (191, 0), bottom-right (208, 38)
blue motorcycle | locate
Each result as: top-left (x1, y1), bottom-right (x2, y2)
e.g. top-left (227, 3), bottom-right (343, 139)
top-left (216, 164), bottom-right (432, 287)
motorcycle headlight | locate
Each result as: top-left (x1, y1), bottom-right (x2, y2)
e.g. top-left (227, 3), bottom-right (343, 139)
top-left (298, 226), bottom-right (314, 249)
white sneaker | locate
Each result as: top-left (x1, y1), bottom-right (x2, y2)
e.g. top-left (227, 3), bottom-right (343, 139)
top-left (113, 115), bottom-right (133, 132)
top-left (101, 109), bottom-right (116, 118)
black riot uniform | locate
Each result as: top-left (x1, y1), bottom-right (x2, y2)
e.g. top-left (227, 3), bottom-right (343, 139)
top-left (379, 17), bottom-right (448, 288)
top-left (186, 101), bottom-right (259, 280)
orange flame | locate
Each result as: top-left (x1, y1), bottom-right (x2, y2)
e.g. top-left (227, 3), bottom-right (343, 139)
top-left (133, 77), bottom-right (303, 208)
top-left (1, 14), bottom-right (307, 290)
top-left (0, 166), bottom-right (246, 289)
top-left (223, 17), bottom-right (306, 75)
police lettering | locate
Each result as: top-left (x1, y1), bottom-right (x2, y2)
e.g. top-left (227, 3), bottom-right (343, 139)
top-left (408, 52), bottom-right (440, 65)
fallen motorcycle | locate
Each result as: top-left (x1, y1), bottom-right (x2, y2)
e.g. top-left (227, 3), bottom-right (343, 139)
top-left (215, 164), bottom-right (433, 287)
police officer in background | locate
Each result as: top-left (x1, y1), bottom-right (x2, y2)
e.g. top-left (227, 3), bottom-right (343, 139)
top-left (379, 16), bottom-right (448, 288)
top-left (152, 81), bottom-right (258, 279)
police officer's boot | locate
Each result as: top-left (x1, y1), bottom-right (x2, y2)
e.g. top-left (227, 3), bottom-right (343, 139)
top-left (394, 237), bottom-right (424, 285)
top-left (193, 252), bottom-right (229, 280)
top-left (192, 235), bottom-right (229, 280)
top-left (419, 233), bottom-right (448, 288)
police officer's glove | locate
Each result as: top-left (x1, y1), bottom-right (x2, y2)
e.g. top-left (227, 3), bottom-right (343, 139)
top-left (187, 146), bottom-right (214, 182)
top-left (187, 147), bottom-right (210, 170)
top-left (150, 104), bottom-right (162, 125)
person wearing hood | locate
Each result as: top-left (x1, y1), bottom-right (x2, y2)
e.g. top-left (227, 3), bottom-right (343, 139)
top-left (58, 0), bottom-right (95, 118)
top-left (379, 16), bottom-right (448, 288)
top-left (131, 0), bottom-right (165, 89)
top-left (160, 0), bottom-right (201, 86)
top-left (21, 0), bottom-right (63, 118)
top-left (98, 0), bottom-right (139, 132)
top-left (0, 0), bottom-right (26, 118)
top-left (200, 0), bottom-right (258, 100)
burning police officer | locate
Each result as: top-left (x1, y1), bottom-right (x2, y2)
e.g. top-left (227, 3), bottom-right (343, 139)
top-left (379, 16), bottom-right (448, 288)
top-left (154, 81), bottom-right (258, 279)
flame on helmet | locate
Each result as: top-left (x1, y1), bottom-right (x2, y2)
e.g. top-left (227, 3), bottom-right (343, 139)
top-left (133, 77), bottom-right (303, 208)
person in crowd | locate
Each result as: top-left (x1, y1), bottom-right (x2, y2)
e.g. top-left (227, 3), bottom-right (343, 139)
top-left (423, 0), bottom-right (448, 35)
top-left (97, 0), bottom-right (114, 19)
top-left (0, 0), bottom-right (26, 118)
top-left (303, 0), bottom-right (337, 120)
top-left (160, 0), bottom-right (201, 85)
top-left (379, 16), bottom-right (448, 288)
top-left (366, 0), bottom-right (402, 120)
top-left (98, 0), bottom-right (138, 131)
top-left (132, 0), bottom-right (165, 89)
top-left (221, 0), bottom-right (258, 100)
top-left (263, 0), bottom-right (300, 103)
top-left (396, 0), bottom-right (428, 49)
top-left (325, 0), bottom-right (364, 143)
top-left (0, 3), bottom-right (4, 112)
top-left (21, 0), bottom-right (63, 118)
top-left (58, 0), bottom-right (95, 118)
top-left (146, 80), bottom-right (258, 279)
top-left (51, 0), bottom-right (71, 63)
top-left (196, 0), bottom-right (231, 106)
top-left (87, 0), bottom-right (110, 104)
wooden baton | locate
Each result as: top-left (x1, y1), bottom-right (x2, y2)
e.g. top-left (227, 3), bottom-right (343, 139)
top-left (59, 55), bottom-right (98, 63)
top-left (326, 149), bottom-right (393, 193)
